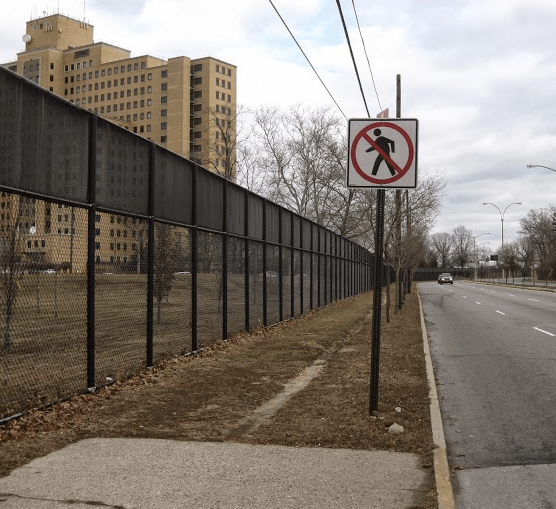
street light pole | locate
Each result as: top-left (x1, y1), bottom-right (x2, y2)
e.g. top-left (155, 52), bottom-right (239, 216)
top-left (483, 202), bottom-right (521, 279)
top-left (482, 202), bottom-right (522, 251)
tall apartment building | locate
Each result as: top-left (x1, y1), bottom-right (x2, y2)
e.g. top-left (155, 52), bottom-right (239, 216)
top-left (1, 13), bottom-right (237, 272)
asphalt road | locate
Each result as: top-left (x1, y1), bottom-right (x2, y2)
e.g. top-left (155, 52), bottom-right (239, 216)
top-left (420, 281), bottom-right (556, 509)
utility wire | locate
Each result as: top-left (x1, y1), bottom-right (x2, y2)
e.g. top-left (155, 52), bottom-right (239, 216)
top-left (268, 0), bottom-right (348, 120)
top-left (351, 0), bottom-right (383, 113)
top-left (335, 0), bottom-right (370, 117)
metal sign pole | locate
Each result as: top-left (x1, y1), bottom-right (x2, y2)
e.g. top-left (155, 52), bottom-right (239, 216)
top-left (369, 74), bottom-right (402, 414)
top-left (370, 187), bottom-right (385, 414)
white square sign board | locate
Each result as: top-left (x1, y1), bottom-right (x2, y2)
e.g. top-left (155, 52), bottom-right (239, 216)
top-left (347, 118), bottom-right (418, 189)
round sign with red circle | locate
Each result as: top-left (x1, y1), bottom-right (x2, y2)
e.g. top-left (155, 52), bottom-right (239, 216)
top-left (348, 120), bottom-right (418, 188)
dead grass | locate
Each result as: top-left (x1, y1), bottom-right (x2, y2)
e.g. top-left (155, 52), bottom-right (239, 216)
top-left (0, 286), bottom-right (436, 508)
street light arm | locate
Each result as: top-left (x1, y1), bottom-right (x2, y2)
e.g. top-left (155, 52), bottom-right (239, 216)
top-left (527, 164), bottom-right (556, 172)
top-left (503, 202), bottom-right (522, 217)
top-left (483, 202), bottom-right (502, 219)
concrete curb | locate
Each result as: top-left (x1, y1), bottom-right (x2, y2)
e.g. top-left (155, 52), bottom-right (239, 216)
top-left (417, 286), bottom-right (456, 509)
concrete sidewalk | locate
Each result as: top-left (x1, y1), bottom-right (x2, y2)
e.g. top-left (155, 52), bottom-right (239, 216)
top-left (0, 439), bottom-right (426, 508)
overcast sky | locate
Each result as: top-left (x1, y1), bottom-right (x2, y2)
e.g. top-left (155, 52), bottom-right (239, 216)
top-left (2, 0), bottom-right (556, 251)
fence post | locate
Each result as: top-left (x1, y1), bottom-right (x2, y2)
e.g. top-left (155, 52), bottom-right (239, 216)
top-left (86, 115), bottom-right (97, 390)
top-left (244, 191), bottom-right (250, 332)
top-left (279, 209), bottom-right (284, 321)
top-left (291, 214), bottom-right (295, 318)
top-left (310, 226), bottom-right (314, 310)
top-left (222, 178), bottom-right (228, 340)
top-left (263, 200), bottom-right (268, 326)
top-left (300, 221), bottom-right (304, 316)
top-left (317, 228), bottom-right (321, 308)
top-left (191, 165), bottom-right (199, 352)
top-left (146, 143), bottom-right (155, 368)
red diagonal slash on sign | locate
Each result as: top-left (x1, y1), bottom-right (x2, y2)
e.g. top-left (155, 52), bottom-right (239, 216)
top-left (361, 131), bottom-right (403, 175)
top-left (350, 122), bottom-right (414, 185)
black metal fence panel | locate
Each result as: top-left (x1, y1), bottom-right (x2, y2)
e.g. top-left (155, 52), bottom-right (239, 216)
top-left (95, 121), bottom-right (150, 215)
top-left (0, 66), bottom-right (375, 422)
top-left (154, 148), bottom-right (193, 224)
top-left (0, 71), bottom-right (89, 202)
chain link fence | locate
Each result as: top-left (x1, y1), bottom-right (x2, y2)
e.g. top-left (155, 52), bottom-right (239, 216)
top-left (0, 65), bottom-right (375, 422)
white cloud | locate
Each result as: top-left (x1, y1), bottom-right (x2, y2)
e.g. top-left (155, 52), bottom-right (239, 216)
top-left (2, 0), bottom-right (556, 251)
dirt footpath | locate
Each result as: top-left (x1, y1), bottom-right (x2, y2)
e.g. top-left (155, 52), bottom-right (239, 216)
top-left (0, 289), bottom-right (436, 508)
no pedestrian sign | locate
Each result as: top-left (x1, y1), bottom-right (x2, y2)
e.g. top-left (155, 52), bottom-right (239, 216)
top-left (347, 118), bottom-right (418, 188)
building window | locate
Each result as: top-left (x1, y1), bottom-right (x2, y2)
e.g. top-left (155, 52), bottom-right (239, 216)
top-left (161, 96), bottom-right (167, 104)
top-left (216, 78), bottom-right (220, 86)
top-left (161, 136), bottom-right (167, 143)
top-left (161, 83), bottom-right (167, 91)
top-left (161, 122), bottom-right (167, 130)
top-left (161, 70), bottom-right (168, 78)
top-left (161, 109), bottom-right (167, 116)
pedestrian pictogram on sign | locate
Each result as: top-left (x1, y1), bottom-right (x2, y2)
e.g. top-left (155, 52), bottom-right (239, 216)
top-left (347, 118), bottom-right (418, 189)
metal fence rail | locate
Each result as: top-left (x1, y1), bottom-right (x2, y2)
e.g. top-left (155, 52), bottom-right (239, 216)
top-left (0, 66), bottom-right (375, 421)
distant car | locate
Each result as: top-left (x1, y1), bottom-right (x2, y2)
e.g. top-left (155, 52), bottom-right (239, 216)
top-left (43, 269), bottom-right (56, 274)
top-left (173, 271), bottom-right (191, 275)
top-left (438, 273), bottom-right (454, 285)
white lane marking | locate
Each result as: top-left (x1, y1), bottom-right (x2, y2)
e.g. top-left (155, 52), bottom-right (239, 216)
top-left (476, 302), bottom-right (481, 305)
top-left (495, 310), bottom-right (505, 315)
top-left (534, 327), bottom-right (555, 337)
top-left (462, 296), bottom-right (468, 299)
top-left (508, 294), bottom-right (515, 297)
top-left (529, 299), bottom-right (539, 302)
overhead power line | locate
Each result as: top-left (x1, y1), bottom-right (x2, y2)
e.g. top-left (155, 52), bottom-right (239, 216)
top-left (351, 0), bottom-right (383, 113)
top-left (268, 0), bottom-right (348, 120)
top-left (335, 0), bottom-right (370, 117)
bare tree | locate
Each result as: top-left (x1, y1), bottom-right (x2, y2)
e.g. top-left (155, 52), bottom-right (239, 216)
top-left (0, 197), bottom-right (25, 350)
top-left (452, 225), bottom-right (474, 269)
top-left (205, 104), bottom-right (253, 183)
top-left (518, 207), bottom-right (556, 278)
top-left (431, 232), bottom-right (453, 269)
top-left (153, 223), bottom-right (180, 325)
